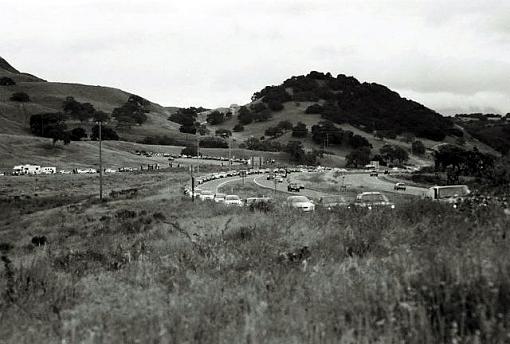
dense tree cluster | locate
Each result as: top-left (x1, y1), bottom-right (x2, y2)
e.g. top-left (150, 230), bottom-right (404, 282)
top-left (232, 124), bottom-right (244, 132)
top-left (91, 125), bottom-right (119, 140)
top-left (206, 110), bottom-right (226, 125)
top-left (346, 147), bottom-right (371, 168)
top-left (251, 71), bottom-right (454, 141)
top-left (199, 137), bottom-right (228, 148)
top-left (412, 140), bottom-right (426, 155)
top-left (434, 145), bottom-right (495, 180)
top-left (112, 95), bottom-right (150, 127)
top-left (379, 144), bottom-right (409, 165)
top-left (292, 122), bottom-right (308, 137)
top-left (239, 137), bottom-right (282, 152)
top-left (237, 104), bottom-right (272, 125)
top-left (311, 121), bottom-right (370, 149)
top-left (285, 141), bottom-right (323, 165)
top-left (29, 113), bottom-right (70, 145)
top-left (62, 97), bottom-right (111, 123)
top-left (10, 92), bottom-right (30, 102)
top-left (264, 121), bottom-right (294, 138)
top-left (0, 77), bottom-right (15, 86)
top-left (458, 116), bottom-right (510, 154)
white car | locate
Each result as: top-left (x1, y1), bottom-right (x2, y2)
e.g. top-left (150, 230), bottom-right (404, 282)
top-left (286, 196), bottom-right (315, 212)
top-left (104, 168), bottom-right (116, 173)
top-left (199, 190), bottom-right (215, 201)
top-left (214, 193), bottom-right (226, 203)
top-left (58, 170), bottom-right (72, 174)
top-left (224, 195), bottom-right (243, 207)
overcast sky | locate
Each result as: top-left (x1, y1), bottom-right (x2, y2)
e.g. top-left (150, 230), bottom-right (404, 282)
top-left (2, 0), bottom-right (510, 114)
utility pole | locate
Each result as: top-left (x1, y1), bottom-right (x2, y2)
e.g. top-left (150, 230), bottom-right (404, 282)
top-left (190, 165), bottom-right (195, 203)
top-left (196, 135), bottom-right (200, 173)
top-left (228, 137), bottom-right (232, 165)
top-left (99, 121), bottom-right (103, 200)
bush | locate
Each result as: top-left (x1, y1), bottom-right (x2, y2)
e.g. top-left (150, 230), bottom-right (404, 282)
top-left (233, 124), bottom-right (244, 132)
top-left (69, 127), bottom-right (87, 141)
top-left (0, 77), bottom-right (15, 86)
top-left (412, 140), bottom-right (426, 155)
top-left (91, 125), bottom-right (119, 140)
top-left (10, 92), bottom-right (30, 102)
top-left (305, 104), bottom-right (324, 114)
top-left (292, 122), bottom-right (308, 137)
top-left (267, 101), bottom-right (284, 111)
top-left (200, 137), bottom-right (228, 148)
top-left (206, 111), bottom-right (226, 125)
top-left (276, 120), bottom-right (293, 131)
top-left (181, 145), bottom-right (198, 156)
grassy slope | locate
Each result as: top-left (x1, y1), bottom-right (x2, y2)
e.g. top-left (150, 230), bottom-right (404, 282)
top-left (0, 171), bottom-right (509, 343)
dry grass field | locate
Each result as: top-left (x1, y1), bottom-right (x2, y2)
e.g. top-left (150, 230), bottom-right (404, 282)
top-left (1, 170), bottom-right (509, 343)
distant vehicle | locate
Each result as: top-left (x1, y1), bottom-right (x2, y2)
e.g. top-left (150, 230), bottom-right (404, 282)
top-left (41, 167), bottom-right (56, 174)
top-left (370, 170), bottom-right (379, 177)
top-left (214, 193), bottom-right (227, 203)
top-left (286, 195), bottom-right (315, 212)
top-left (199, 190), bottom-right (215, 201)
top-left (384, 170), bottom-right (390, 175)
top-left (58, 170), bottom-right (72, 174)
top-left (76, 168), bottom-right (97, 174)
top-left (104, 168), bottom-right (117, 173)
top-left (12, 164), bottom-right (41, 175)
top-left (266, 174), bottom-right (274, 180)
top-left (426, 185), bottom-right (471, 208)
top-left (318, 195), bottom-right (347, 210)
top-left (354, 192), bottom-right (395, 210)
top-left (394, 182), bottom-right (406, 191)
top-left (276, 176), bottom-right (284, 183)
top-left (224, 195), bottom-right (243, 206)
top-left (287, 183), bottom-right (301, 192)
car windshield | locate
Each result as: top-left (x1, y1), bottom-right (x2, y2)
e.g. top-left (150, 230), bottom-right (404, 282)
top-left (215, 194), bottom-right (226, 198)
top-left (226, 195), bottom-right (240, 201)
top-left (289, 196), bottom-right (310, 203)
top-left (359, 194), bottom-right (387, 202)
top-left (437, 186), bottom-right (469, 198)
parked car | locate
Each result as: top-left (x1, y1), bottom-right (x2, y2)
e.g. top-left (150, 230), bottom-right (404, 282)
top-left (58, 170), bottom-right (72, 174)
top-left (199, 190), bottom-right (215, 201)
top-left (214, 193), bottom-right (227, 203)
top-left (370, 170), bottom-right (379, 177)
top-left (276, 176), bottom-right (284, 183)
top-left (317, 195), bottom-right (347, 210)
top-left (288, 183), bottom-right (301, 192)
top-left (266, 174), bottom-right (274, 180)
top-left (426, 185), bottom-right (471, 208)
top-left (286, 196), bottom-right (315, 212)
top-left (354, 192), bottom-right (395, 210)
top-left (394, 182), bottom-right (406, 191)
top-left (224, 195), bottom-right (243, 207)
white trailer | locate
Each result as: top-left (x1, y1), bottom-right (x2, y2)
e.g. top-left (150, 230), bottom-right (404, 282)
top-left (12, 164), bottom-right (41, 175)
top-left (41, 167), bottom-right (56, 174)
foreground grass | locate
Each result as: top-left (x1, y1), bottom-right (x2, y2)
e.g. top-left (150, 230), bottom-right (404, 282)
top-left (1, 172), bottom-right (509, 343)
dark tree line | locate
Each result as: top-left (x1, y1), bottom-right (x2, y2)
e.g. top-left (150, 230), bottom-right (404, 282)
top-left (251, 71), bottom-right (454, 141)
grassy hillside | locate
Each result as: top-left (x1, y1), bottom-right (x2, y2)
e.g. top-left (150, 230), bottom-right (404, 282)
top-left (1, 171), bottom-right (509, 343)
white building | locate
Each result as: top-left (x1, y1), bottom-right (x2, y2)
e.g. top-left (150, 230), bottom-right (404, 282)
top-left (12, 164), bottom-right (41, 175)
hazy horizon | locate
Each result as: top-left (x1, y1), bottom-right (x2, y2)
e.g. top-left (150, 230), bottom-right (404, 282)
top-left (3, 0), bottom-right (510, 115)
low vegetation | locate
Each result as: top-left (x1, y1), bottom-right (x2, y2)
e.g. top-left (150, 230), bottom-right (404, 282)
top-left (1, 170), bottom-right (509, 343)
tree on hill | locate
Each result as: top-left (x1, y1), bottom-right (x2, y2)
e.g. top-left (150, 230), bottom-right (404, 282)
top-left (30, 113), bottom-right (66, 137)
top-left (285, 141), bottom-right (323, 165)
top-left (277, 120), bottom-right (293, 131)
top-left (112, 95), bottom-right (149, 128)
top-left (379, 145), bottom-right (409, 165)
top-left (233, 124), bottom-right (244, 132)
top-left (10, 92), bottom-right (30, 102)
top-left (292, 122), bottom-right (308, 137)
top-left (412, 140), bottom-right (426, 155)
top-left (181, 145), bottom-right (198, 156)
top-left (91, 125), bottom-right (119, 141)
top-left (348, 134), bottom-right (371, 149)
top-left (346, 147), bottom-right (371, 167)
top-left (169, 107), bottom-right (198, 125)
top-left (93, 111), bottom-right (110, 123)
top-left (267, 101), bottom-right (284, 112)
top-left (69, 127), bottom-right (87, 141)
top-left (265, 126), bottom-right (284, 138)
top-left (0, 77), bottom-right (15, 86)
top-left (47, 124), bottom-right (70, 146)
top-left (305, 104), bottom-right (324, 114)
top-left (206, 110), bottom-right (226, 125)
top-left (240, 137), bottom-right (282, 152)
top-left (311, 121), bottom-right (344, 146)
top-left (238, 106), bottom-right (253, 125)
top-left (200, 137), bottom-right (228, 148)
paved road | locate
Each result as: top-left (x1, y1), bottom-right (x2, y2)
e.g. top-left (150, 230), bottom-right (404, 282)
top-left (197, 171), bottom-right (429, 200)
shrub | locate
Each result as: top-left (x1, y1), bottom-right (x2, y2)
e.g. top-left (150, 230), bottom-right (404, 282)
top-left (267, 101), bottom-right (284, 111)
top-left (233, 124), bottom-right (244, 132)
top-left (0, 77), bottom-right (15, 86)
top-left (69, 127), bottom-right (87, 141)
top-left (9, 92), bottom-right (30, 102)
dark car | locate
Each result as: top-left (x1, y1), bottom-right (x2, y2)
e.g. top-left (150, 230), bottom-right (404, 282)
top-left (394, 182), bottom-right (406, 191)
top-left (288, 183), bottom-right (300, 192)
top-left (370, 170), bottom-right (379, 177)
